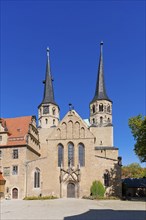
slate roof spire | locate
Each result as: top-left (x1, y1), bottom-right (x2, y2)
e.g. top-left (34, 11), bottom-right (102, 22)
top-left (41, 48), bottom-right (57, 106)
top-left (91, 42), bottom-right (112, 103)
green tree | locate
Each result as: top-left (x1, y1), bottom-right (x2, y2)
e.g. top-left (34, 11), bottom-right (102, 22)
top-left (122, 163), bottom-right (146, 178)
top-left (90, 180), bottom-right (105, 197)
top-left (128, 115), bottom-right (146, 163)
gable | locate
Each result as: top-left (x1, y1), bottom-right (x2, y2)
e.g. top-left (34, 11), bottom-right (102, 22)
top-left (48, 110), bottom-right (94, 140)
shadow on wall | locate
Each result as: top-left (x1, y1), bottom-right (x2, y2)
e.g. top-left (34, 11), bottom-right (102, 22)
top-left (64, 209), bottom-right (146, 220)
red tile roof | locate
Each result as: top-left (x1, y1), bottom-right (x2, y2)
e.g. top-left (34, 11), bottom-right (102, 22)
top-left (0, 116), bottom-right (32, 146)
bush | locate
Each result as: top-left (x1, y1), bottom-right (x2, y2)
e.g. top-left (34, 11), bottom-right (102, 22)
top-left (82, 195), bottom-right (119, 200)
top-left (90, 180), bottom-right (105, 197)
top-left (23, 195), bottom-right (58, 200)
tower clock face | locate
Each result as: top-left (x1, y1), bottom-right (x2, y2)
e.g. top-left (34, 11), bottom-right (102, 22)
top-left (43, 106), bottom-right (49, 114)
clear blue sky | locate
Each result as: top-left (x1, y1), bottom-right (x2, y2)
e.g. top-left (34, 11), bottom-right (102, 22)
top-left (1, 1), bottom-right (145, 167)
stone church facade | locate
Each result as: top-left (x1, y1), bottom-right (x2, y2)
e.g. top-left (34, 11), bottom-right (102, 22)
top-left (0, 42), bottom-right (122, 199)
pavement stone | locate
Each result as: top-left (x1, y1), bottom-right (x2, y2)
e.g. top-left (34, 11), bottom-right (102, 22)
top-left (0, 198), bottom-right (146, 220)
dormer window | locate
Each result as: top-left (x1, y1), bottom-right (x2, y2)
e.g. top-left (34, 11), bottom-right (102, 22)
top-left (99, 104), bottom-right (103, 112)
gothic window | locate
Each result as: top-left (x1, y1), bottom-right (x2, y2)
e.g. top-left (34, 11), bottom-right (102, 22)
top-left (68, 142), bottom-right (74, 166)
top-left (34, 168), bottom-right (40, 188)
top-left (92, 118), bottom-right (95, 124)
top-left (107, 105), bottom-right (110, 113)
top-left (99, 104), bottom-right (103, 112)
top-left (78, 143), bottom-right (85, 167)
top-left (58, 144), bottom-right (64, 167)
top-left (53, 119), bottom-right (55, 125)
top-left (92, 105), bottom-right (95, 113)
top-left (100, 117), bottom-right (103, 125)
top-left (13, 149), bottom-right (18, 159)
top-left (12, 165), bottom-right (18, 175)
top-left (104, 172), bottom-right (110, 187)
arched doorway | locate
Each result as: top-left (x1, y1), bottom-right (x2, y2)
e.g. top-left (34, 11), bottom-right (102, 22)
top-left (12, 188), bottom-right (18, 199)
top-left (67, 183), bottom-right (75, 198)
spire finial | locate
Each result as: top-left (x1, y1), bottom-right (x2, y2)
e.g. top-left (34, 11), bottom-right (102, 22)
top-left (47, 47), bottom-right (50, 57)
top-left (100, 41), bottom-right (103, 53)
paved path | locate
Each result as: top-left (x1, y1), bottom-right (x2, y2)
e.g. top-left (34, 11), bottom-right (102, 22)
top-left (0, 198), bottom-right (146, 220)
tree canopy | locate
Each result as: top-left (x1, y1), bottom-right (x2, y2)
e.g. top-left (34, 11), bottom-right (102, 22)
top-left (122, 163), bottom-right (146, 178)
top-left (128, 115), bottom-right (146, 163)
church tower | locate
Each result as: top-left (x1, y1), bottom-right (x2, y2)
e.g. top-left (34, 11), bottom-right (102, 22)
top-left (90, 42), bottom-right (112, 127)
top-left (38, 48), bottom-right (60, 128)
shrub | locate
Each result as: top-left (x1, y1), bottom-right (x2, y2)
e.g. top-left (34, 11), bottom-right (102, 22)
top-left (90, 180), bottom-right (105, 197)
top-left (23, 195), bottom-right (58, 200)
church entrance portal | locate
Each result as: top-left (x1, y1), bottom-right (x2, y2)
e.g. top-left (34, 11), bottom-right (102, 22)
top-left (67, 183), bottom-right (75, 198)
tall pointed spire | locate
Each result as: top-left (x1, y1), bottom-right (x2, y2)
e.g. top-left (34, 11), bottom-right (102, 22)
top-left (41, 48), bottom-right (57, 105)
top-left (91, 42), bottom-right (112, 103)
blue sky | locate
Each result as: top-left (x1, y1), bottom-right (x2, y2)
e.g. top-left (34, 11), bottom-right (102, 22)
top-left (1, 1), bottom-right (145, 167)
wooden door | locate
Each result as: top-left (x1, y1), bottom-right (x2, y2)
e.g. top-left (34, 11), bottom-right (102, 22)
top-left (12, 188), bottom-right (18, 199)
top-left (67, 183), bottom-right (75, 198)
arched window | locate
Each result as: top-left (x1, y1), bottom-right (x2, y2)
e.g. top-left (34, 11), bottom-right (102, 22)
top-left (92, 105), bottom-right (95, 113)
top-left (68, 142), bottom-right (74, 166)
top-left (107, 105), bottom-right (110, 113)
top-left (92, 118), bottom-right (95, 124)
top-left (52, 108), bottom-right (56, 115)
top-left (100, 116), bottom-right (103, 125)
top-left (34, 168), bottom-right (40, 188)
top-left (53, 119), bottom-right (55, 125)
top-left (58, 144), bottom-right (64, 167)
top-left (104, 172), bottom-right (110, 187)
top-left (99, 104), bottom-right (103, 112)
top-left (78, 143), bottom-right (85, 167)
top-left (45, 118), bottom-right (48, 124)
top-left (107, 118), bottom-right (110, 123)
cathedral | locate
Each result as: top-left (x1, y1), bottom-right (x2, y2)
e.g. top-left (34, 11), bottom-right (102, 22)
top-left (0, 42), bottom-right (122, 199)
